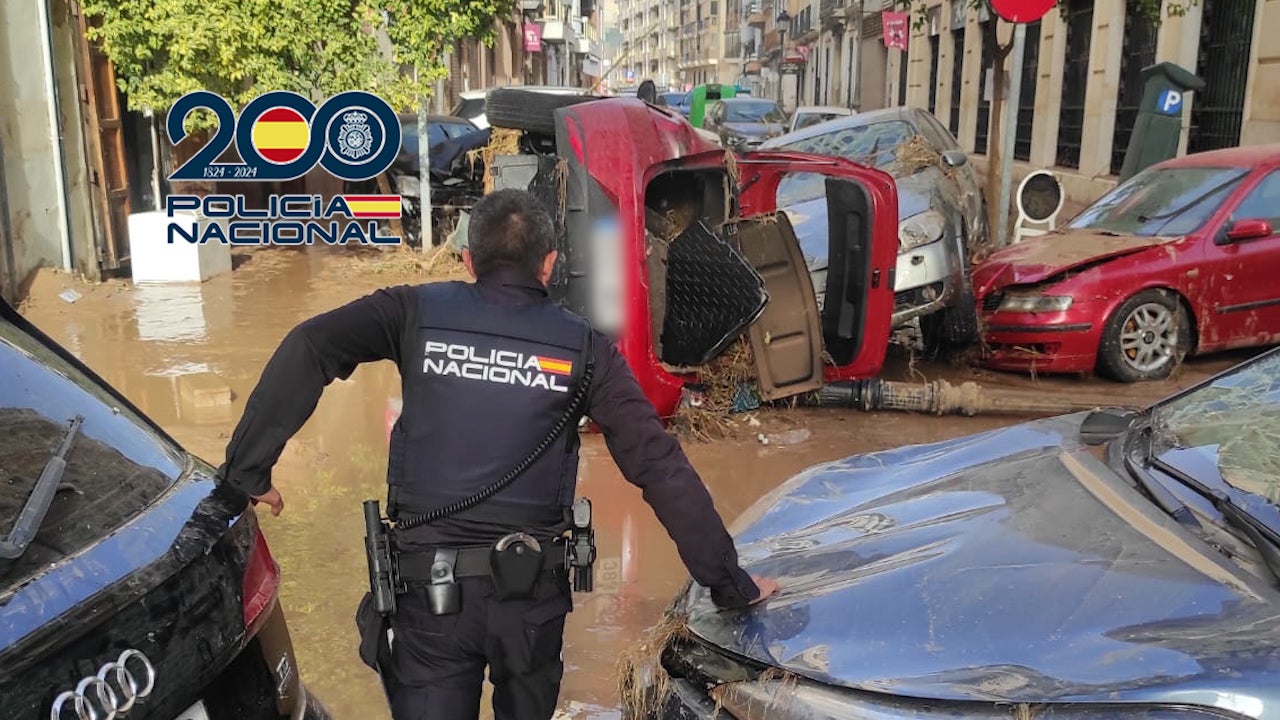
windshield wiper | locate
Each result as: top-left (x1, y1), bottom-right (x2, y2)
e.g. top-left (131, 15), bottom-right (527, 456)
top-left (0, 414), bottom-right (84, 560)
top-left (1123, 424), bottom-right (1202, 530)
top-left (1144, 441), bottom-right (1280, 588)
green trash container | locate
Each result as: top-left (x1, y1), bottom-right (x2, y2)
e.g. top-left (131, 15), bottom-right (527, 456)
top-left (688, 83), bottom-right (737, 128)
top-left (1118, 62), bottom-right (1206, 181)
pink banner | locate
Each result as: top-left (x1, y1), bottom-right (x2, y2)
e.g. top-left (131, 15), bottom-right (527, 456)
top-left (882, 11), bottom-right (909, 51)
top-left (523, 23), bottom-right (543, 52)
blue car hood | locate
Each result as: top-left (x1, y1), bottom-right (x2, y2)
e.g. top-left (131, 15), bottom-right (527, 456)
top-left (682, 414), bottom-right (1280, 705)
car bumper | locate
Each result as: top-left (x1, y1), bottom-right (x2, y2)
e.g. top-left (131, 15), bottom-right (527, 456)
top-left (639, 677), bottom-right (723, 719)
top-left (892, 237), bottom-right (965, 327)
top-left (979, 308), bottom-right (1101, 373)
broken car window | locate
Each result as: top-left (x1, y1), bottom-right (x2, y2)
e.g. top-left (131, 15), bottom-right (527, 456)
top-left (1154, 350), bottom-right (1280, 505)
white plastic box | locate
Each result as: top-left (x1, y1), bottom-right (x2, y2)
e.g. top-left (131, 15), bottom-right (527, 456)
top-left (127, 210), bottom-right (232, 283)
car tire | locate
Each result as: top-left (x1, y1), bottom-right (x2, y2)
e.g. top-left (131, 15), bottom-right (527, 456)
top-left (485, 89), bottom-right (599, 136)
top-left (920, 286), bottom-right (980, 358)
top-left (1097, 289), bottom-right (1192, 382)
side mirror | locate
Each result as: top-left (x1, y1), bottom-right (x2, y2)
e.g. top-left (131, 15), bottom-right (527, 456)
top-left (1222, 217), bottom-right (1274, 244)
top-left (1079, 408), bottom-right (1137, 445)
top-left (941, 149), bottom-right (969, 168)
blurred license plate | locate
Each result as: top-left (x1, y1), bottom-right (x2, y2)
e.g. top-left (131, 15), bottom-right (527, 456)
top-left (174, 701), bottom-right (210, 720)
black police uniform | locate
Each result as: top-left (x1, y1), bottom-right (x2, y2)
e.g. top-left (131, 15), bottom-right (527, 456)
top-left (220, 268), bottom-right (763, 720)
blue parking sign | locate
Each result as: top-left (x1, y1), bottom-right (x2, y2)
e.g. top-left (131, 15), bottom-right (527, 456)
top-left (1157, 89), bottom-right (1183, 116)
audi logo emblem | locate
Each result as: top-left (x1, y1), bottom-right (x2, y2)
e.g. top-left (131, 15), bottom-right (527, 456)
top-left (50, 649), bottom-right (157, 720)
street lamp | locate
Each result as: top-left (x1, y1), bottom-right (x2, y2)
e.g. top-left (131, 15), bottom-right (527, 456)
top-left (775, 9), bottom-right (791, 52)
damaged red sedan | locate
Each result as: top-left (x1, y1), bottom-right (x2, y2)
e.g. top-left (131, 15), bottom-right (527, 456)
top-left (974, 144), bottom-right (1280, 381)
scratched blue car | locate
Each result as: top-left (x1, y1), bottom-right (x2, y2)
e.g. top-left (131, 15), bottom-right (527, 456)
top-left (635, 347), bottom-right (1280, 719)
top-left (0, 298), bottom-right (331, 720)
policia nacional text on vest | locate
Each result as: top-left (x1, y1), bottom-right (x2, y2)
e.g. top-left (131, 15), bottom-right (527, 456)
top-left (357, 282), bottom-right (598, 694)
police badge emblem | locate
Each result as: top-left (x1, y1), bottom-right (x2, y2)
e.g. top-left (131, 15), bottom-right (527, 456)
top-left (337, 110), bottom-right (375, 161)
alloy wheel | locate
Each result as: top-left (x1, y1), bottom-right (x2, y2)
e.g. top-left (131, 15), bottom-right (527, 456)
top-left (1119, 302), bottom-right (1178, 373)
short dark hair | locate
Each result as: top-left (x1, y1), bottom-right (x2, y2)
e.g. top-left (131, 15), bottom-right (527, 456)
top-left (467, 189), bottom-right (556, 278)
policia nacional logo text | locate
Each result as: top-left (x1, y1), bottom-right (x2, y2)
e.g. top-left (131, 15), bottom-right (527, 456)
top-left (423, 342), bottom-right (575, 393)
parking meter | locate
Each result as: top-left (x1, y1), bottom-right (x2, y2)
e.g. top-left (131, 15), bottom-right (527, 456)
top-left (1118, 62), bottom-right (1205, 181)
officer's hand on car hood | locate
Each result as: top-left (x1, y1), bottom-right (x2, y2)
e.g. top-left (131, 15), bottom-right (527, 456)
top-left (748, 575), bottom-right (779, 605)
top-left (252, 487), bottom-right (285, 516)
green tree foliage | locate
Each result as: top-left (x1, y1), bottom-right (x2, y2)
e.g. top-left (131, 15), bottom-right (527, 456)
top-left (83, 0), bottom-right (516, 122)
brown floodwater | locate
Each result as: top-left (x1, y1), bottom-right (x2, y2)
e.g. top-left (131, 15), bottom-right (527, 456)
top-left (15, 246), bottom-right (1245, 720)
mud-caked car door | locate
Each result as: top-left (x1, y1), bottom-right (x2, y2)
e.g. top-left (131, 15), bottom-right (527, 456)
top-left (734, 152), bottom-right (900, 391)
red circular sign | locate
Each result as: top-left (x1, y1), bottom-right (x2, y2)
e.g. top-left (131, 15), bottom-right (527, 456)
top-left (987, 0), bottom-right (1056, 23)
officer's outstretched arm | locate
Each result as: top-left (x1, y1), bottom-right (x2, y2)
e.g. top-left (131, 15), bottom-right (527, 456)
top-left (220, 287), bottom-right (413, 501)
top-left (586, 335), bottom-right (763, 609)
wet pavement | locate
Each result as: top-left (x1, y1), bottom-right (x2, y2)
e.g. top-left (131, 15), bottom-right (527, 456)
top-left (14, 246), bottom-right (1261, 720)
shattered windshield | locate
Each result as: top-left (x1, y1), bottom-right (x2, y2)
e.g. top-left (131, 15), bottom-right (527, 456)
top-left (776, 120), bottom-right (915, 171)
top-left (1068, 166), bottom-right (1248, 237)
top-left (724, 100), bottom-right (786, 123)
top-left (1153, 350), bottom-right (1280, 505)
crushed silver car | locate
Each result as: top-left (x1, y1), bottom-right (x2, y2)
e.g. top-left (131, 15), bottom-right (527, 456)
top-left (762, 106), bottom-right (988, 352)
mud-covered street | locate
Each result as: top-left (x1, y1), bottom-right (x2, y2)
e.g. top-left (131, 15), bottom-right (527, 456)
top-left (15, 245), bottom-right (1260, 720)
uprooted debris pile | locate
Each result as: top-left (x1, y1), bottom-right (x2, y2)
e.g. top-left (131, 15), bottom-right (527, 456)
top-left (892, 135), bottom-right (943, 177)
top-left (468, 127), bottom-right (524, 193)
top-left (617, 608), bottom-right (692, 718)
top-left (669, 335), bottom-right (762, 442)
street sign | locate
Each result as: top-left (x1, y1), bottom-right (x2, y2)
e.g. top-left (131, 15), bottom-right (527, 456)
top-left (987, 0), bottom-right (1055, 23)
top-left (1157, 89), bottom-right (1183, 116)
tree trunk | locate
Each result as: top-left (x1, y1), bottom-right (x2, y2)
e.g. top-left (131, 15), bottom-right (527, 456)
top-left (982, 19), bottom-right (1014, 242)
top-left (985, 52), bottom-right (1006, 238)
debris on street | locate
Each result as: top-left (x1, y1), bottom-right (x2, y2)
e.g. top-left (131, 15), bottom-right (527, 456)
top-left (617, 607), bottom-right (691, 718)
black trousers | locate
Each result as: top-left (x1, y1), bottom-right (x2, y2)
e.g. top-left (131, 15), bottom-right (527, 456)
top-left (387, 572), bottom-right (574, 720)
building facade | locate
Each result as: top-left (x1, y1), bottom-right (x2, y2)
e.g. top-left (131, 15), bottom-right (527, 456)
top-left (888, 0), bottom-right (1276, 208)
top-left (680, 0), bottom-right (731, 86)
top-left (615, 0), bottom-right (734, 90)
top-left (441, 0), bottom-right (603, 109)
top-left (617, 0), bottom-right (680, 89)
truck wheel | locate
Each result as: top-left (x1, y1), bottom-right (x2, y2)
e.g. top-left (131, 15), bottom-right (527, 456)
top-left (1097, 289), bottom-right (1191, 382)
top-left (485, 89), bottom-right (600, 136)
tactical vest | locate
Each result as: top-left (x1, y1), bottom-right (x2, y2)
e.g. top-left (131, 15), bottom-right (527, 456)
top-left (387, 281), bottom-right (591, 528)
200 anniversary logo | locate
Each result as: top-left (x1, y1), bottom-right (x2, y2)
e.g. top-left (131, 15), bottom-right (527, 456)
top-left (164, 90), bottom-right (403, 246)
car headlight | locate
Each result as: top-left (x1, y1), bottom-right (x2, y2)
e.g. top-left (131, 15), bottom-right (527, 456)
top-left (898, 210), bottom-right (946, 252)
top-left (998, 292), bottom-right (1074, 313)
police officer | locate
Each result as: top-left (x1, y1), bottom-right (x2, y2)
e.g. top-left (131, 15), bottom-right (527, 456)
top-left (218, 188), bottom-right (778, 720)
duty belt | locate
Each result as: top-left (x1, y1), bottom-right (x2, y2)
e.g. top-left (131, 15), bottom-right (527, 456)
top-left (396, 540), bottom-right (566, 582)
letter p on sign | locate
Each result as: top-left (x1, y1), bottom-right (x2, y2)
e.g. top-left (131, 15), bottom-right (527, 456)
top-left (1158, 89), bottom-right (1183, 116)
